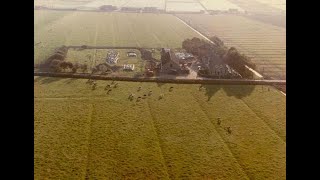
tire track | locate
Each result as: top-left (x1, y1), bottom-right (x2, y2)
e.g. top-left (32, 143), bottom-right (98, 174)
top-left (145, 100), bottom-right (171, 180)
top-left (84, 103), bottom-right (94, 179)
top-left (190, 93), bottom-right (251, 179)
top-left (238, 98), bottom-right (286, 142)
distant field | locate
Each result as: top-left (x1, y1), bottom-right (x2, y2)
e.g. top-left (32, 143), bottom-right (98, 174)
top-left (35, 77), bottom-right (286, 179)
top-left (254, 0), bottom-right (286, 11)
top-left (227, 0), bottom-right (285, 14)
top-left (34, 0), bottom-right (166, 9)
top-left (166, 1), bottom-right (204, 12)
top-left (120, 0), bottom-right (165, 9)
top-left (34, 0), bottom-right (92, 9)
top-left (199, 0), bottom-right (244, 11)
top-left (177, 14), bottom-right (286, 79)
top-left (34, 11), bottom-right (203, 65)
top-left (226, 0), bottom-right (286, 27)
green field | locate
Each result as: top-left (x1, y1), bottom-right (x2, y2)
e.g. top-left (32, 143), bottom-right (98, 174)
top-left (177, 14), bottom-right (286, 80)
top-left (34, 10), bottom-right (203, 65)
top-left (35, 77), bottom-right (286, 179)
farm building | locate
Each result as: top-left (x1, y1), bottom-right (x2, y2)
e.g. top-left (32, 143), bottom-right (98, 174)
top-left (140, 49), bottom-right (153, 60)
top-left (228, 8), bottom-right (239, 14)
top-left (143, 7), bottom-right (159, 13)
top-left (145, 60), bottom-right (160, 73)
top-left (121, 7), bottom-right (142, 12)
top-left (199, 53), bottom-right (241, 78)
top-left (127, 51), bottom-right (137, 57)
top-left (175, 52), bottom-right (194, 60)
top-left (175, 52), bottom-right (194, 65)
top-left (145, 60), bottom-right (159, 76)
top-left (123, 64), bottom-right (135, 71)
top-left (99, 5), bottom-right (117, 11)
top-left (160, 48), bottom-right (189, 74)
top-left (106, 51), bottom-right (119, 64)
top-left (208, 10), bottom-right (222, 15)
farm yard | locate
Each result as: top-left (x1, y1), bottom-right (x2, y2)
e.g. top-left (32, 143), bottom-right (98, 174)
top-left (176, 14), bottom-right (286, 80)
top-left (65, 48), bottom-right (149, 76)
top-left (34, 10), bottom-right (204, 65)
top-left (34, 77), bottom-right (286, 179)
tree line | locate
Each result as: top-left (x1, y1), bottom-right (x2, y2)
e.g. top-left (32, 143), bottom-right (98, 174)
top-left (40, 46), bottom-right (88, 73)
top-left (182, 37), bottom-right (256, 78)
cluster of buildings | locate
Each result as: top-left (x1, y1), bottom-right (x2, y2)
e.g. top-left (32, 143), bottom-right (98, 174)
top-left (142, 47), bottom-right (241, 78)
top-left (158, 48), bottom-right (187, 74)
top-left (197, 50), bottom-right (241, 78)
top-left (102, 47), bottom-right (241, 78)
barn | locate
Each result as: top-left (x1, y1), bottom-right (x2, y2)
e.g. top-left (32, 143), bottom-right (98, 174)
top-left (160, 48), bottom-right (185, 74)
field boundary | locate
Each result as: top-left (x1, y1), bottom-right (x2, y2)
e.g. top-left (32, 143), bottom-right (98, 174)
top-left (239, 98), bottom-right (286, 142)
top-left (34, 72), bottom-right (286, 85)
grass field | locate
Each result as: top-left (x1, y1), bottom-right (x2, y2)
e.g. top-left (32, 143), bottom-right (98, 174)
top-left (34, 10), bottom-right (203, 65)
top-left (35, 77), bottom-right (286, 179)
top-left (177, 14), bottom-right (286, 80)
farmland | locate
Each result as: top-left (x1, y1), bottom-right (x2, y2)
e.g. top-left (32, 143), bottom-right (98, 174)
top-left (227, 0), bottom-right (285, 14)
top-left (226, 0), bottom-right (286, 27)
top-left (34, 0), bottom-right (166, 10)
top-left (166, 1), bottom-right (204, 12)
top-left (34, 0), bottom-right (92, 9)
top-left (34, 10), bottom-right (204, 65)
top-left (199, 0), bottom-right (244, 11)
top-left (254, 0), bottom-right (286, 11)
top-left (35, 77), bottom-right (286, 179)
top-left (177, 14), bottom-right (286, 80)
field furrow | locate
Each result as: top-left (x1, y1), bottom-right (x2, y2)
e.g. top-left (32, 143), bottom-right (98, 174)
top-left (190, 85), bottom-right (286, 179)
top-left (34, 71), bottom-right (286, 179)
